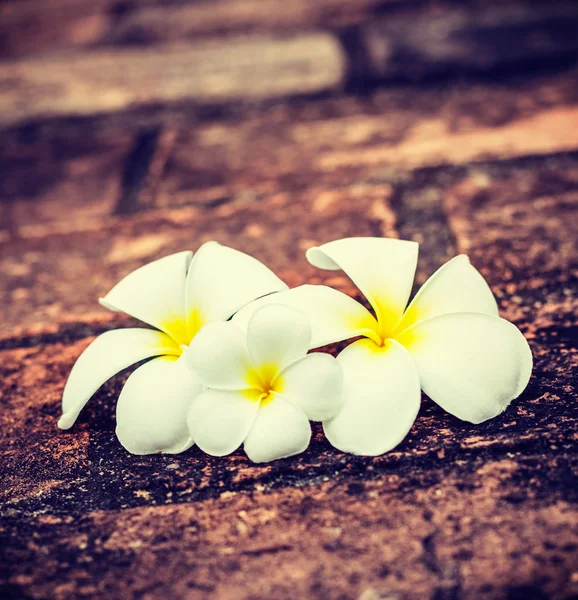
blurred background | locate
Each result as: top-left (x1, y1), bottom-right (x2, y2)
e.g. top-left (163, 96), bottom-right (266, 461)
top-left (1, 0), bottom-right (578, 328)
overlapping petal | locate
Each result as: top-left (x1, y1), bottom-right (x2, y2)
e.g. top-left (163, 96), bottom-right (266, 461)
top-left (187, 321), bottom-right (252, 390)
top-left (185, 241), bottom-right (288, 328)
top-left (244, 394), bottom-right (311, 462)
top-left (247, 304), bottom-right (311, 373)
top-left (234, 284), bottom-right (380, 348)
top-left (58, 328), bottom-right (179, 430)
top-left (394, 255), bottom-right (499, 335)
top-left (99, 251), bottom-right (192, 345)
top-left (306, 238), bottom-right (418, 335)
top-left (398, 312), bottom-right (532, 424)
top-left (186, 303), bottom-right (344, 462)
top-left (187, 389), bottom-right (260, 456)
top-left (323, 338), bottom-right (421, 456)
top-left (115, 354), bottom-right (202, 455)
top-left (276, 353), bottom-right (343, 421)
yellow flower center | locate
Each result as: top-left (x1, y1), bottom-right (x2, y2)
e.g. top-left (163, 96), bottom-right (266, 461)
top-left (245, 364), bottom-right (282, 405)
top-left (362, 303), bottom-right (421, 350)
top-left (160, 307), bottom-right (206, 354)
top-left (375, 318), bottom-right (396, 346)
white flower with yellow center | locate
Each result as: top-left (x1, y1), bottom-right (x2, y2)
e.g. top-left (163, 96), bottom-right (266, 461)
top-left (234, 237), bottom-right (533, 456)
top-left (186, 304), bottom-right (343, 463)
top-left (58, 241), bottom-right (287, 455)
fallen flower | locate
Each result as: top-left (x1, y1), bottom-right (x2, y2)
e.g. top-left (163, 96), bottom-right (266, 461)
top-left (58, 242), bottom-right (287, 455)
top-left (234, 237), bottom-right (532, 456)
top-left (186, 304), bottom-right (343, 462)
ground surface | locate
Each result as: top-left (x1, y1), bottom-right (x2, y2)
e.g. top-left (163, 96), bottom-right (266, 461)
top-left (0, 1), bottom-right (577, 599)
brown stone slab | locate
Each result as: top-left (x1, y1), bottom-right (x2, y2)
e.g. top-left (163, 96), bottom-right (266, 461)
top-left (1, 131), bottom-right (133, 233)
top-left (0, 338), bottom-right (280, 513)
top-left (1, 210), bottom-right (576, 600)
top-left (356, 2), bottom-right (578, 83)
top-left (0, 34), bottom-right (345, 129)
top-left (158, 77), bottom-right (578, 208)
top-left (2, 153), bottom-right (577, 336)
top-left (0, 0), bottom-right (393, 58)
top-left (1, 269), bottom-right (575, 514)
top-left (316, 105), bottom-right (578, 173)
top-left (2, 70), bottom-right (578, 232)
top-left (377, 151), bottom-right (578, 294)
top-left (1, 277), bottom-right (576, 600)
top-left (3, 0), bottom-right (578, 91)
top-left (442, 156), bottom-right (578, 284)
top-left (0, 343), bottom-right (90, 508)
top-left (2, 152), bottom-right (577, 338)
top-left (0, 184), bottom-right (397, 335)
top-left (1, 460), bottom-right (576, 599)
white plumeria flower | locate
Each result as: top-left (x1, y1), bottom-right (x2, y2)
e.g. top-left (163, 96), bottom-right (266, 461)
top-left (186, 304), bottom-right (343, 463)
top-left (58, 241), bottom-right (288, 455)
top-left (234, 237), bottom-right (533, 456)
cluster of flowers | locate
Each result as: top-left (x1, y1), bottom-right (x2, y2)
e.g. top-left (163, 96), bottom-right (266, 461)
top-left (59, 238), bottom-right (532, 462)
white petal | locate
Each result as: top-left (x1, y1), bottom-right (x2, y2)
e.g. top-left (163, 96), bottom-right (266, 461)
top-left (187, 389), bottom-right (260, 457)
top-left (306, 237), bottom-right (418, 335)
top-left (244, 394), bottom-right (311, 462)
top-left (246, 304), bottom-right (311, 373)
top-left (276, 353), bottom-right (343, 421)
top-left (100, 251), bottom-right (192, 345)
top-left (323, 338), bottom-right (421, 456)
top-left (398, 312), bottom-right (533, 424)
top-left (187, 321), bottom-right (253, 390)
top-left (185, 241), bottom-right (288, 329)
top-left (58, 328), bottom-right (179, 430)
top-left (394, 255), bottom-right (499, 334)
top-left (116, 354), bottom-right (203, 455)
top-left (234, 285), bottom-right (380, 348)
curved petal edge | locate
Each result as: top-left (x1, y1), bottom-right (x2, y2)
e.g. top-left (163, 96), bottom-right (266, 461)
top-left (58, 328), bottom-right (178, 430)
top-left (399, 312), bottom-right (532, 424)
top-left (323, 338), bottom-right (421, 456)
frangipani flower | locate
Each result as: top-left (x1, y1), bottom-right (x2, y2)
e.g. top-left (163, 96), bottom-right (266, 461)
top-left (186, 304), bottom-right (343, 462)
top-left (234, 237), bottom-right (532, 456)
top-left (58, 242), bottom-right (287, 455)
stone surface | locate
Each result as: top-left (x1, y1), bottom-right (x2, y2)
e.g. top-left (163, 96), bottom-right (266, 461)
top-left (444, 157), bottom-right (578, 284)
top-left (2, 69), bottom-right (577, 233)
top-left (1, 3), bottom-right (577, 599)
top-left (0, 184), bottom-right (396, 336)
top-left (1, 462), bottom-right (576, 600)
top-left (0, 33), bottom-right (345, 128)
top-left (0, 0), bottom-right (392, 58)
top-left (0, 275), bottom-right (576, 599)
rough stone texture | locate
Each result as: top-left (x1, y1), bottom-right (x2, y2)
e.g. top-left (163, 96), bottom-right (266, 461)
top-left (444, 157), bottom-right (578, 283)
top-left (1, 2), bottom-right (578, 599)
top-left (0, 185), bottom-right (397, 336)
top-left (2, 69), bottom-right (578, 233)
top-left (1, 275), bottom-right (576, 599)
top-left (1, 464), bottom-right (576, 600)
